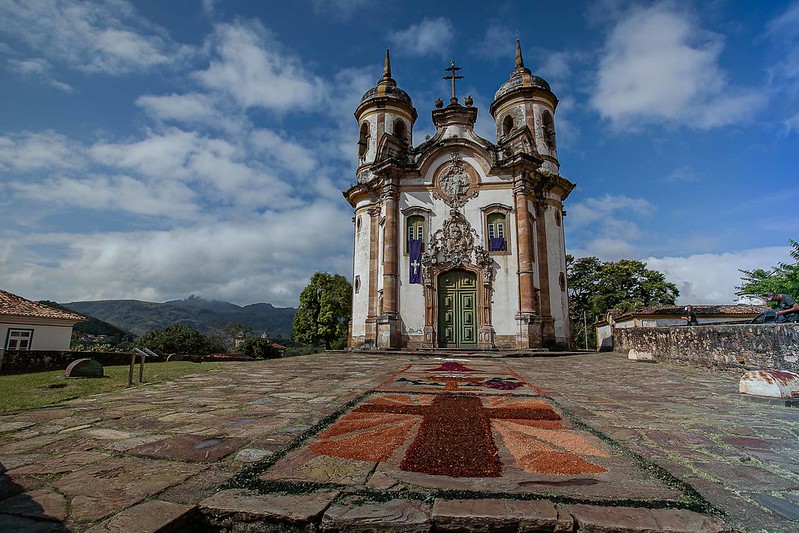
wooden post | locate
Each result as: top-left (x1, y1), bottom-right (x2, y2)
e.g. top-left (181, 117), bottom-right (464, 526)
top-left (128, 353), bottom-right (135, 386)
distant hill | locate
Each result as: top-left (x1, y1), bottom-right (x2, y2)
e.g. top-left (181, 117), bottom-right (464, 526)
top-left (61, 295), bottom-right (296, 338)
top-left (39, 300), bottom-right (133, 340)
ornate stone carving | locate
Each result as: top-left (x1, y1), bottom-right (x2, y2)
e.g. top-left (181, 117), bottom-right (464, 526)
top-left (421, 209), bottom-right (493, 285)
top-left (357, 168), bottom-right (375, 184)
top-left (433, 152), bottom-right (479, 208)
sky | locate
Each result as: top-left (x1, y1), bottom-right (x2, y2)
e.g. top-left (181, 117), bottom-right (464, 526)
top-left (0, 0), bottom-right (797, 308)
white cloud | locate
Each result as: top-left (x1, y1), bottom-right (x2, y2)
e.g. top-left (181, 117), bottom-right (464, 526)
top-left (134, 93), bottom-right (244, 134)
top-left (664, 165), bottom-right (700, 182)
top-left (0, 131), bottom-right (84, 172)
top-left (389, 17), bottom-right (454, 57)
top-left (7, 58), bottom-right (74, 92)
top-left (0, 201), bottom-right (353, 307)
top-left (249, 130), bottom-right (316, 175)
top-left (568, 194), bottom-right (654, 229)
top-left (312, 0), bottom-right (374, 20)
top-left (472, 21), bottom-right (515, 60)
top-left (568, 194), bottom-right (655, 261)
top-left (591, 3), bottom-right (764, 130)
top-left (10, 174), bottom-right (199, 219)
top-left (0, 0), bottom-right (188, 75)
top-left (646, 246), bottom-right (793, 305)
top-left (194, 21), bottom-right (323, 111)
top-left (766, 2), bottom-right (799, 83)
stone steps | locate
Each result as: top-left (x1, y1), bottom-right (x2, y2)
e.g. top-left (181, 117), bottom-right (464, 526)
top-left (197, 489), bottom-right (730, 532)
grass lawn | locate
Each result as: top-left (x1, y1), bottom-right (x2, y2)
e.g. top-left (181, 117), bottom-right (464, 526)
top-left (0, 361), bottom-right (223, 414)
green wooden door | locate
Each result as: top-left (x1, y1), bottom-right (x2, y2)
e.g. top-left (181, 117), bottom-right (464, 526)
top-left (438, 270), bottom-right (478, 348)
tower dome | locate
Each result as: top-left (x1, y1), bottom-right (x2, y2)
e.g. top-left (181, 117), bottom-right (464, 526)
top-left (490, 40), bottom-right (560, 172)
top-left (354, 49), bottom-right (417, 172)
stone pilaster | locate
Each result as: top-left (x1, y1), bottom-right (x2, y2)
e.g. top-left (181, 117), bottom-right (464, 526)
top-left (365, 206), bottom-right (381, 345)
top-left (535, 202), bottom-right (555, 347)
top-left (377, 178), bottom-right (401, 349)
top-left (513, 174), bottom-right (542, 348)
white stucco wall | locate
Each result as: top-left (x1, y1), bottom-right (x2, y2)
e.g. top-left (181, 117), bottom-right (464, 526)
top-left (1, 321), bottom-right (74, 351)
top-left (350, 208), bottom-right (371, 338)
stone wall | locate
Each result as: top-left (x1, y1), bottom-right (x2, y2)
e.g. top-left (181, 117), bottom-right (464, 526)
top-left (0, 350), bottom-right (134, 375)
top-left (614, 324), bottom-right (799, 372)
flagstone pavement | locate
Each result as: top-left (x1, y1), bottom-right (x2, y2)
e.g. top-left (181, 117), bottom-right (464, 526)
top-left (0, 352), bottom-right (796, 532)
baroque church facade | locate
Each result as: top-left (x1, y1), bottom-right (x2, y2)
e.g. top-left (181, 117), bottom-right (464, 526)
top-left (344, 42), bottom-right (575, 350)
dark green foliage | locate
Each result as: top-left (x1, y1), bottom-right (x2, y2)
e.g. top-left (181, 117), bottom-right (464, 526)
top-left (207, 321), bottom-right (255, 351)
top-left (136, 323), bottom-right (226, 356)
top-left (234, 337), bottom-right (281, 359)
top-left (293, 272), bottom-right (352, 350)
top-left (567, 256), bottom-right (679, 348)
top-left (737, 240), bottom-right (799, 300)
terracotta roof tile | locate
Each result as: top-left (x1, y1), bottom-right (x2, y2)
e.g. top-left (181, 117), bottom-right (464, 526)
top-left (0, 290), bottom-right (84, 321)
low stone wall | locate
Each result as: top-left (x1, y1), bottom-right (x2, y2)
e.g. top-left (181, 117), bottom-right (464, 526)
top-left (614, 324), bottom-right (799, 372)
top-left (0, 350), bottom-right (134, 375)
top-left (0, 350), bottom-right (253, 375)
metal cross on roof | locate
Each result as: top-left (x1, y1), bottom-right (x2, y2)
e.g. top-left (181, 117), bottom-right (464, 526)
top-left (443, 59), bottom-right (463, 103)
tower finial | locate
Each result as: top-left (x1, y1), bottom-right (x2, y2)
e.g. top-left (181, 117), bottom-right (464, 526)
top-left (383, 48), bottom-right (391, 79)
top-left (515, 39), bottom-right (524, 70)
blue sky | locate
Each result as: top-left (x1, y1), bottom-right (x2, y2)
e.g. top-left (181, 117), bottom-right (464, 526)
top-left (1, 0), bottom-right (797, 308)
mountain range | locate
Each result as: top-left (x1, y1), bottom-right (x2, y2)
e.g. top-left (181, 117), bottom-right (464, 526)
top-left (61, 295), bottom-right (296, 338)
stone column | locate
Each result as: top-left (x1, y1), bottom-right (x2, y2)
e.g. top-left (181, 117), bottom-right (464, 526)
top-left (513, 174), bottom-right (542, 348)
top-left (377, 178), bottom-right (401, 348)
top-left (535, 201), bottom-right (555, 347)
top-left (365, 205), bottom-right (381, 345)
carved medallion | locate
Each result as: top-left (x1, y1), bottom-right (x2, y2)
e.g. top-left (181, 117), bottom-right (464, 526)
top-left (433, 153), bottom-right (479, 208)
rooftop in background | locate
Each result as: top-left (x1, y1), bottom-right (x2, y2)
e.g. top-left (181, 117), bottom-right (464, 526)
top-left (599, 304), bottom-right (769, 325)
top-left (0, 289), bottom-right (84, 321)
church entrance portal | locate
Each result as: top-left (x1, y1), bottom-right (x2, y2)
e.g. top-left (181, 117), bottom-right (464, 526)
top-left (437, 270), bottom-right (478, 348)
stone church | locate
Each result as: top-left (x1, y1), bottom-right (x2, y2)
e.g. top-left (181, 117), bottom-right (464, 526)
top-left (344, 42), bottom-right (575, 350)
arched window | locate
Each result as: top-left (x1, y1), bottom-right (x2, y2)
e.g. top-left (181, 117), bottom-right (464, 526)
top-left (502, 115), bottom-right (514, 136)
top-left (394, 119), bottom-right (408, 146)
top-left (541, 111), bottom-right (555, 150)
top-left (354, 275), bottom-right (361, 294)
top-left (358, 122), bottom-right (370, 158)
top-left (406, 215), bottom-right (425, 252)
top-left (487, 212), bottom-right (508, 252)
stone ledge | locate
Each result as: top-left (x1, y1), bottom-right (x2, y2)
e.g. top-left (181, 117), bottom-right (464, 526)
top-left (564, 504), bottom-right (729, 533)
top-left (320, 497), bottom-right (431, 532)
top-left (198, 488), bottom-right (340, 530)
top-left (431, 498), bottom-right (573, 532)
top-left (84, 500), bottom-right (196, 533)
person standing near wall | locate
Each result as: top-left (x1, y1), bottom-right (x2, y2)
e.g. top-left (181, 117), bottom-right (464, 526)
top-left (767, 292), bottom-right (799, 323)
top-left (681, 306), bottom-right (698, 326)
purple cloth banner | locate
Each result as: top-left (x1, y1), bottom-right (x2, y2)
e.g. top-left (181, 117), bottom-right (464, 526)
top-left (409, 239), bottom-right (423, 284)
top-left (489, 237), bottom-right (506, 252)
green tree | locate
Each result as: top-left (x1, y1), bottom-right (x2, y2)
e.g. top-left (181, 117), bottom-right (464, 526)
top-left (737, 240), bottom-right (799, 299)
top-left (293, 272), bottom-right (352, 350)
top-left (567, 256), bottom-right (679, 348)
top-left (234, 337), bottom-right (281, 359)
top-left (207, 321), bottom-right (254, 351)
top-left (137, 323), bottom-right (225, 356)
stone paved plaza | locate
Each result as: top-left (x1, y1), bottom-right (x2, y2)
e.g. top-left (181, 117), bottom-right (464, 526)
top-left (0, 352), bottom-right (797, 532)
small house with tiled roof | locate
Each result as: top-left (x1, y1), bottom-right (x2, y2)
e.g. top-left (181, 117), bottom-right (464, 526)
top-left (0, 289), bottom-right (84, 351)
top-left (595, 304), bottom-right (767, 351)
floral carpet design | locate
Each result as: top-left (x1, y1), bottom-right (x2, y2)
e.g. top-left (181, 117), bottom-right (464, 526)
top-left (260, 360), bottom-right (617, 487)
